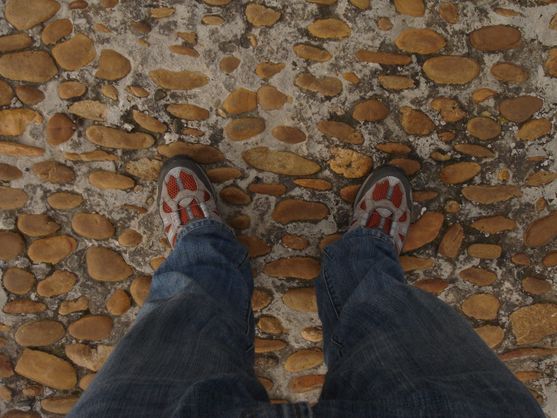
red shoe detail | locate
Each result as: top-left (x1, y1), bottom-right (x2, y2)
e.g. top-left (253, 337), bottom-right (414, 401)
top-left (166, 175), bottom-right (179, 198)
top-left (366, 211), bottom-right (381, 228)
top-left (203, 190), bottom-right (210, 202)
top-left (162, 201), bottom-right (173, 213)
top-left (399, 212), bottom-right (407, 222)
top-left (172, 235), bottom-right (177, 247)
top-left (190, 199), bottom-right (204, 219)
top-left (179, 206), bottom-right (189, 224)
top-left (180, 171), bottom-right (197, 191)
top-left (164, 224), bottom-right (171, 233)
top-left (360, 201), bottom-right (366, 210)
top-left (391, 184), bottom-right (403, 208)
top-left (383, 216), bottom-right (393, 234)
top-left (372, 180), bottom-right (389, 201)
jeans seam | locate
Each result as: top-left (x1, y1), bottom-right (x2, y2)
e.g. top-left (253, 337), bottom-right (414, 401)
top-left (322, 251), bottom-right (342, 320)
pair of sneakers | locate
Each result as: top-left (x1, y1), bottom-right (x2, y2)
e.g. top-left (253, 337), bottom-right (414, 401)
top-left (158, 156), bottom-right (412, 254)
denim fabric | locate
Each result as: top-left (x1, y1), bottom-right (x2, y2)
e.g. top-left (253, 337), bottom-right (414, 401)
top-left (69, 221), bottom-right (544, 418)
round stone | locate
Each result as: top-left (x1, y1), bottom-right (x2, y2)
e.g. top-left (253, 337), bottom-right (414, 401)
top-left (522, 277), bottom-right (552, 295)
top-left (130, 276), bottom-right (152, 306)
top-left (524, 211), bottom-right (557, 248)
top-left (86, 247), bottom-right (133, 281)
top-left (294, 72), bottom-right (342, 97)
top-left (0, 51), bottom-right (58, 83)
top-left (238, 235), bottom-right (271, 258)
top-left (159, 142), bottom-right (224, 163)
top-left (95, 49), bottom-right (131, 80)
top-left (293, 44), bottom-right (331, 62)
top-left (219, 56), bottom-right (240, 73)
top-left (86, 126), bottom-right (154, 149)
top-left (37, 270), bottom-right (77, 297)
top-left (15, 86), bottom-right (44, 105)
top-left (5, 0), bottom-right (60, 30)
top-left (0, 80), bottom-right (14, 106)
top-left (0, 32), bottom-right (33, 53)
top-left (281, 234), bottom-right (309, 250)
top-left (517, 119), bottom-right (551, 141)
top-left (378, 75), bottom-right (415, 91)
top-left (118, 229), bottom-right (142, 247)
top-left (466, 117), bottom-right (501, 140)
top-left (224, 118), bottom-right (265, 141)
top-left (499, 96), bottom-right (543, 123)
top-left (58, 81), bottom-right (87, 99)
top-left (272, 199), bottom-right (329, 224)
top-left (167, 103), bottom-right (210, 121)
top-left (0, 231), bottom-right (24, 261)
top-left (243, 147), bottom-right (320, 176)
top-left (220, 186), bottom-right (251, 206)
top-left (46, 113), bottom-right (76, 146)
top-left (400, 106), bottom-right (435, 136)
top-left (510, 304), bottom-right (557, 345)
top-left (89, 170), bottom-right (135, 190)
top-left (468, 243), bottom-right (502, 259)
top-left (394, 0), bottom-right (424, 16)
top-left (475, 325), bottom-right (504, 348)
top-left (47, 192), bottom-right (83, 210)
top-left (59, 296), bottom-right (89, 315)
top-left (271, 126), bottom-right (306, 144)
top-left (41, 18), bottom-right (73, 45)
top-left (206, 167), bottom-right (242, 183)
top-left (284, 349), bottom-right (324, 372)
top-left (317, 120), bottom-right (363, 145)
top-left (459, 267), bottom-right (497, 286)
top-left (4, 300), bottom-right (46, 314)
top-left (471, 216), bottom-right (516, 234)
top-left (71, 213), bottom-right (114, 240)
top-left (254, 338), bottom-right (287, 353)
top-left (52, 34), bottom-right (96, 71)
top-left (469, 25), bottom-right (521, 52)
top-left (106, 289), bottom-right (131, 315)
top-left (301, 326), bottom-right (323, 342)
top-left (17, 214), bottom-right (60, 237)
top-left (461, 294), bottom-right (500, 320)
top-left (462, 185), bottom-right (521, 204)
top-left (15, 349), bottom-right (76, 390)
top-left (27, 235), bottom-right (77, 264)
top-left (149, 69), bottom-right (208, 90)
top-left (222, 88), bottom-right (256, 115)
top-left (491, 62), bottom-right (528, 84)
top-left (423, 56), bottom-right (480, 85)
top-left (395, 28), bottom-right (446, 54)
top-left (132, 111), bottom-right (166, 133)
top-left (0, 108), bottom-right (42, 136)
top-left (289, 374), bottom-right (325, 393)
top-left (440, 162), bottom-right (481, 184)
top-left (252, 288), bottom-right (272, 311)
top-left (403, 212), bottom-right (444, 252)
top-left (41, 396), bottom-right (78, 415)
top-left (31, 161), bottom-right (74, 184)
top-left (65, 344), bottom-right (112, 371)
top-left (282, 287), bottom-right (317, 312)
top-left (15, 320), bottom-right (65, 347)
top-left (328, 147), bottom-right (373, 179)
top-left (69, 315), bottom-right (113, 341)
top-left (255, 62), bottom-right (285, 79)
top-left (2, 268), bottom-right (35, 295)
top-left (308, 18), bottom-right (351, 39)
top-left (264, 257), bottom-right (320, 280)
top-left (0, 187), bottom-right (28, 210)
top-left (352, 99), bottom-right (389, 121)
top-left (245, 3), bottom-right (281, 27)
top-left (257, 315), bottom-right (284, 335)
top-left (257, 85), bottom-right (289, 110)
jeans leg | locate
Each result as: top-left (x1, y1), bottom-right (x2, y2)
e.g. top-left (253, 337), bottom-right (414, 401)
top-left (313, 227), bottom-right (544, 418)
top-left (69, 220), bottom-right (272, 418)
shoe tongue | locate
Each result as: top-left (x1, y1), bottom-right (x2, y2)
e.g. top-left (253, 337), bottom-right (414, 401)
top-left (177, 197), bottom-right (194, 209)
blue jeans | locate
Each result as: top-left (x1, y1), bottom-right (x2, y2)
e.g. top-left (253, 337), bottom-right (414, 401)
top-left (69, 220), bottom-right (544, 417)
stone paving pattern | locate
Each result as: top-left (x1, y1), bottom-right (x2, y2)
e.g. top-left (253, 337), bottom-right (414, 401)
top-left (0, 0), bottom-right (557, 416)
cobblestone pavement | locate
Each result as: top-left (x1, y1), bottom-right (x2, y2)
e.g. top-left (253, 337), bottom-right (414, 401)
top-left (0, 0), bottom-right (557, 416)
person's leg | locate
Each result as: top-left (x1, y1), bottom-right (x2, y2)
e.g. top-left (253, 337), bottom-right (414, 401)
top-left (314, 166), bottom-right (544, 418)
top-left (69, 157), bottom-right (311, 418)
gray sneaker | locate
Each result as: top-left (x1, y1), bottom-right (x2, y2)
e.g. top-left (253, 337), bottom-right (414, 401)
top-left (350, 165), bottom-right (413, 254)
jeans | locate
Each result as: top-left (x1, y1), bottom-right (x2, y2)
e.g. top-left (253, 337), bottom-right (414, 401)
top-left (69, 220), bottom-right (544, 418)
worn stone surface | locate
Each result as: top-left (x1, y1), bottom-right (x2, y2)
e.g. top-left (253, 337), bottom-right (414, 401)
top-left (15, 349), bottom-right (76, 390)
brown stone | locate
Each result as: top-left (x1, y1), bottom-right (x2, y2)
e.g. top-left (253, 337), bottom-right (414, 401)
top-left (86, 246), bottom-right (133, 282)
top-left (248, 183), bottom-right (286, 196)
top-left (282, 287), bottom-right (317, 312)
top-left (46, 113), bottom-right (76, 146)
top-left (159, 142), bottom-right (224, 164)
top-left (510, 304), bottom-right (557, 345)
top-left (400, 106), bottom-right (435, 136)
top-left (293, 44), bottom-right (331, 62)
top-left (254, 338), bottom-right (287, 353)
top-left (0, 80), bottom-right (14, 106)
top-left (438, 224), bottom-right (463, 258)
top-left (281, 234), bottom-right (309, 250)
top-left (257, 315), bottom-right (284, 335)
top-left (69, 315), bottom-right (113, 341)
top-left (0, 108), bottom-right (42, 136)
top-left (245, 3), bottom-right (281, 27)
top-left (0, 142), bottom-right (44, 158)
top-left (0, 186), bottom-right (27, 210)
top-left (32, 161), bottom-right (74, 184)
top-left (243, 147), bottom-right (320, 176)
top-left (320, 234), bottom-right (342, 250)
top-left (403, 212), bottom-right (443, 252)
top-left (15, 320), bottom-right (64, 347)
top-left (440, 162), bottom-right (481, 184)
top-left (15, 86), bottom-right (44, 105)
top-left (225, 118), bottom-right (266, 141)
top-left (59, 296), bottom-right (89, 315)
top-left (317, 120), bottom-right (363, 145)
top-left (329, 147), bottom-right (372, 179)
top-left (5, 0), bottom-right (60, 29)
top-left (301, 326), bottom-right (322, 342)
top-left (499, 96), bottom-right (543, 123)
top-left (16, 214), bottom-right (59, 238)
top-left (42, 18), bottom-right (73, 45)
top-left (106, 289), bottom-right (131, 315)
top-left (471, 216), bottom-right (516, 234)
top-left (0, 51), bottom-right (57, 83)
top-left (352, 99), bottom-right (389, 122)
top-left (220, 186), bottom-right (251, 206)
top-left (89, 170), bottom-right (135, 190)
top-left (28, 235), bottom-right (76, 264)
top-left (41, 396), bottom-right (78, 414)
top-left (15, 349), bottom-right (76, 390)
top-left (431, 97), bottom-right (466, 122)
top-left (394, 0), bottom-right (424, 16)
top-left (356, 50), bottom-right (411, 66)
top-left (4, 299), bottom-right (46, 314)
top-left (491, 62), bottom-right (528, 84)
top-left (522, 277), bottom-right (552, 295)
top-left (264, 257), bottom-right (320, 280)
top-left (130, 276), bottom-right (151, 306)
top-left (395, 28), bottom-right (446, 54)
top-left (524, 211), bottom-right (557, 248)
top-left (454, 144), bottom-right (495, 158)
top-left (284, 349), bottom-right (323, 372)
top-left (475, 325), bottom-right (504, 348)
top-left (58, 81), bottom-right (87, 99)
top-left (469, 25), bottom-right (521, 52)
top-left (423, 56), bottom-right (480, 85)
top-left (511, 253), bottom-right (530, 266)
top-left (132, 110), bottom-right (166, 133)
top-left (468, 243), bottom-right (502, 259)
top-left (376, 143), bottom-right (412, 155)
top-left (36, 271), bottom-right (75, 298)
top-left (414, 278), bottom-right (448, 295)
top-left (125, 158), bottom-right (162, 182)
top-left (219, 56), bottom-right (240, 73)
top-left (255, 62), bottom-right (285, 79)
top-left (71, 213), bottom-right (114, 240)
top-left (517, 119), bottom-right (551, 141)
top-left (460, 267), bottom-right (497, 286)
top-left (439, 1), bottom-right (459, 23)
top-left (414, 191), bottom-right (438, 202)
top-left (545, 48), bottom-right (557, 77)
top-left (127, 86), bottom-right (149, 98)
top-left (400, 256), bottom-right (434, 272)
top-left (52, 34), bottom-right (96, 71)
top-left (149, 69), bottom-right (208, 90)
top-left (308, 18), bottom-right (350, 39)
top-left (462, 185), bottom-right (521, 204)
top-left (289, 374), bottom-right (325, 393)
top-left (206, 167), bottom-right (242, 183)
top-left (252, 288), bottom-right (272, 311)
top-left (461, 294), bottom-right (500, 320)
top-left (272, 199), bottom-right (329, 224)
top-left (294, 72), bottom-right (342, 97)
top-left (222, 88), bottom-right (256, 115)
top-left (543, 251), bottom-right (557, 267)
top-left (378, 75), bottom-right (415, 91)
top-left (0, 33), bottom-right (33, 53)
top-left (65, 344), bottom-right (113, 372)
top-left (86, 126), bottom-right (154, 149)
top-left (94, 49), bottom-right (131, 81)
top-left (258, 85), bottom-right (289, 110)
top-left (237, 235), bottom-right (271, 258)
top-left (118, 229), bottom-right (142, 247)
top-left (294, 179), bottom-right (331, 191)
top-left (2, 268), bottom-right (34, 295)
top-left (271, 126), bottom-right (306, 144)
top-left (47, 192), bottom-right (82, 210)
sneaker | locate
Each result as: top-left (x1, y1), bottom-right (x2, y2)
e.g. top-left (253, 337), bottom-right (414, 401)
top-left (350, 165), bottom-right (412, 254)
top-left (157, 156), bottom-right (221, 247)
